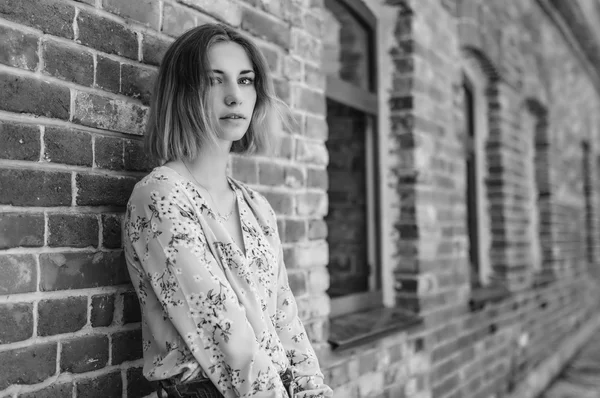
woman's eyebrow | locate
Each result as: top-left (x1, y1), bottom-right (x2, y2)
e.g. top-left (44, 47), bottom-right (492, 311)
top-left (211, 69), bottom-right (255, 75)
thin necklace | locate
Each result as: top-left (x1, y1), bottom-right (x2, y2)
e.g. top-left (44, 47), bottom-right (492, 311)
top-left (182, 161), bottom-right (235, 222)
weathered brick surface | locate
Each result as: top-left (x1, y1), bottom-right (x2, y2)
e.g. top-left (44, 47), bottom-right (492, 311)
top-left (38, 296), bottom-right (87, 336)
top-left (18, 382), bottom-right (74, 398)
top-left (0, 212), bottom-right (44, 249)
top-left (126, 367), bottom-right (154, 398)
top-left (103, 0), bottom-right (160, 29)
top-left (111, 329), bottom-right (143, 364)
top-left (142, 33), bottom-right (173, 66)
top-left (48, 213), bottom-right (99, 248)
top-left (121, 63), bottom-right (157, 105)
top-left (73, 91), bottom-right (148, 135)
top-left (125, 139), bottom-right (155, 171)
top-left (61, 334), bottom-right (109, 373)
top-left (76, 371), bottom-right (122, 398)
top-left (162, 2), bottom-right (196, 37)
top-left (101, 214), bottom-right (122, 249)
top-left (95, 55), bottom-right (121, 93)
top-left (44, 126), bottom-right (93, 166)
top-left (0, 122), bottom-right (40, 161)
top-left (0, 254), bottom-right (37, 294)
top-left (0, 72), bottom-right (70, 119)
top-left (0, 0), bottom-right (73, 39)
top-left (0, 25), bottom-right (39, 71)
top-left (90, 293), bottom-right (115, 327)
top-left (77, 11), bottom-right (138, 59)
top-left (0, 343), bottom-right (57, 390)
top-left (40, 251), bottom-right (129, 291)
top-left (122, 290), bottom-right (141, 324)
top-left (0, 303), bottom-right (33, 344)
top-left (42, 40), bottom-right (94, 86)
top-left (95, 135), bottom-right (124, 170)
top-left (0, 169), bottom-right (71, 206)
top-left (75, 173), bottom-right (138, 206)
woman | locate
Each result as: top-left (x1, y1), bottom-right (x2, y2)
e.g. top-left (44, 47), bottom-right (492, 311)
top-left (122, 24), bottom-right (333, 398)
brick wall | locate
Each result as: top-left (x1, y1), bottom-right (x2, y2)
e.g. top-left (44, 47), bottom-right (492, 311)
top-left (1, 0), bottom-right (600, 398)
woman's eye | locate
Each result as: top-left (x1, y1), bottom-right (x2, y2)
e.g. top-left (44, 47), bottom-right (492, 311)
top-left (239, 77), bottom-right (254, 85)
top-left (210, 77), bottom-right (222, 85)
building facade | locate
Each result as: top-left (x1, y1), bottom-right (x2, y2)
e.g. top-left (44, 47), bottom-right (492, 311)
top-left (1, 0), bottom-right (600, 397)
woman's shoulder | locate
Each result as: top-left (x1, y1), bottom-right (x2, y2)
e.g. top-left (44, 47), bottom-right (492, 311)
top-left (128, 166), bottom-right (188, 203)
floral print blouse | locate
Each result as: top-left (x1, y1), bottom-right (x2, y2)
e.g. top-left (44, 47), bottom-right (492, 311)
top-left (123, 166), bottom-right (332, 398)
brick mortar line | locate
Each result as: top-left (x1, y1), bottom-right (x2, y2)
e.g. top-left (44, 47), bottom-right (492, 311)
top-left (3, 358), bottom-right (145, 397)
top-left (0, 110), bottom-right (147, 140)
top-left (0, 285), bottom-right (132, 305)
top-left (0, 64), bottom-right (149, 108)
top-left (0, 320), bottom-right (141, 353)
top-left (0, 247), bottom-right (122, 255)
top-left (0, 206), bottom-right (125, 214)
top-left (0, 159), bottom-right (147, 177)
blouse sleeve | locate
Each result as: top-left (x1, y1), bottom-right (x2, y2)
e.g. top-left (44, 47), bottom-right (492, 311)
top-left (264, 205), bottom-right (333, 397)
top-left (125, 182), bottom-right (287, 398)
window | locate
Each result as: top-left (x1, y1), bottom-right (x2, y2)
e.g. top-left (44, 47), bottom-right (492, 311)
top-left (582, 141), bottom-right (593, 264)
top-left (461, 61), bottom-right (491, 288)
top-left (323, 0), bottom-right (381, 317)
top-left (523, 110), bottom-right (542, 272)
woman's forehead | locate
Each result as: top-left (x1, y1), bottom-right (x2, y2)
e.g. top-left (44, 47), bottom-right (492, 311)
top-left (208, 41), bottom-right (254, 73)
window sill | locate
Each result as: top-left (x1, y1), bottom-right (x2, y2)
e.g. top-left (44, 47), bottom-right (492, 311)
top-left (469, 284), bottom-right (511, 312)
top-left (328, 307), bottom-right (423, 351)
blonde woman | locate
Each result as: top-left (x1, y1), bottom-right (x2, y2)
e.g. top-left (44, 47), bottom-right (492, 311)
top-left (123, 24), bottom-right (332, 398)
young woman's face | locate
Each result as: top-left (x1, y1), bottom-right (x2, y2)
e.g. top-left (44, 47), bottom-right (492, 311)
top-left (208, 41), bottom-right (257, 143)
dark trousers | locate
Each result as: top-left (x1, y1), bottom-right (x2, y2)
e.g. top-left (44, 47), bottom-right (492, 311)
top-left (156, 369), bottom-right (295, 398)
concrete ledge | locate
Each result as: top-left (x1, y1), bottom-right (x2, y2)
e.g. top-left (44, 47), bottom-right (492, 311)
top-left (508, 311), bottom-right (600, 398)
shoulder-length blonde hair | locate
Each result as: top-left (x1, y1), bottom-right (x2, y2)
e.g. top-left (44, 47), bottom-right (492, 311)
top-left (145, 23), bottom-right (288, 163)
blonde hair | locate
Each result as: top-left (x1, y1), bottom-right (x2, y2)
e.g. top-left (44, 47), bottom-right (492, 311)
top-left (145, 24), bottom-right (289, 163)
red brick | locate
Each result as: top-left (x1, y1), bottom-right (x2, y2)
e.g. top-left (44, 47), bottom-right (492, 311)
top-left (288, 270), bottom-right (307, 296)
top-left (305, 115), bottom-right (328, 140)
top-left (48, 213), bottom-right (99, 248)
top-left (283, 166), bottom-right (303, 189)
top-left (77, 11), bottom-right (138, 60)
top-left (142, 33), bottom-right (173, 66)
top-left (76, 173), bottom-right (138, 206)
top-left (307, 168), bottom-right (328, 190)
top-left (39, 251), bottom-right (129, 291)
top-left (95, 135), bottom-right (124, 170)
top-left (76, 371), bottom-right (122, 398)
top-left (259, 161), bottom-right (285, 186)
top-left (0, 122), bottom-right (40, 161)
top-left (294, 86), bottom-right (325, 114)
top-left (0, 25), bottom-right (39, 70)
top-left (242, 8), bottom-right (291, 50)
top-left (285, 219), bottom-right (307, 242)
top-left (72, 91), bottom-right (148, 135)
top-left (126, 367), bottom-right (155, 398)
top-left (0, 343), bottom-right (57, 390)
top-left (125, 139), bottom-right (155, 172)
top-left (0, 72), bottom-right (70, 120)
top-left (122, 291), bottom-right (141, 324)
top-left (44, 126), bottom-right (93, 166)
top-left (308, 219), bottom-right (327, 240)
top-left (162, 2), bottom-right (196, 37)
top-left (261, 191), bottom-right (294, 215)
top-left (0, 254), bottom-right (37, 294)
top-left (42, 40), bottom-right (94, 86)
top-left (101, 214), bottom-right (122, 249)
top-left (61, 334), bottom-right (109, 373)
top-left (111, 329), bottom-right (143, 364)
top-left (0, 169), bottom-right (71, 206)
top-left (0, 302), bottom-right (33, 344)
top-left (0, 212), bottom-right (44, 249)
top-left (232, 155), bottom-right (259, 184)
top-left (95, 55), bottom-right (120, 93)
top-left (103, 0), bottom-right (160, 29)
top-left (19, 382), bottom-right (74, 398)
top-left (91, 293), bottom-right (115, 327)
top-left (0, 0), bottom-right (74, 39)
top-left (121, 63), bottom-right (157, 105)
top-left (38, 296), bottom-right (87, 336)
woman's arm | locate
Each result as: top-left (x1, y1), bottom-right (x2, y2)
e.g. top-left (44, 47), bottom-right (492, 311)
top-left (125, 181), bottom-right (287, 398)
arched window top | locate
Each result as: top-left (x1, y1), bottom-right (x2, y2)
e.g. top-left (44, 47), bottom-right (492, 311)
top-left (323, 0), bottom-right (376, 92)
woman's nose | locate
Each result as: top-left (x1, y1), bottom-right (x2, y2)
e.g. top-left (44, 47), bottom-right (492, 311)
top-left (224, 86), bottom-right (242, 106)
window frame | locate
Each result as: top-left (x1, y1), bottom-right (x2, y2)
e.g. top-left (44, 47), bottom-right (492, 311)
top-left (324, 0), bottom-right (382, 318)
top-left (462, 60), bottom-right (492, 287)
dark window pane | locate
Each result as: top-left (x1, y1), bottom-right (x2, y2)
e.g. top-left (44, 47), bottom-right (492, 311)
top-left (464, 82), bottom-right (480, 284)
top-left (323, 0), bottom-right (373, 91)
top-left (326, 98), bottom-right (369, 297)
